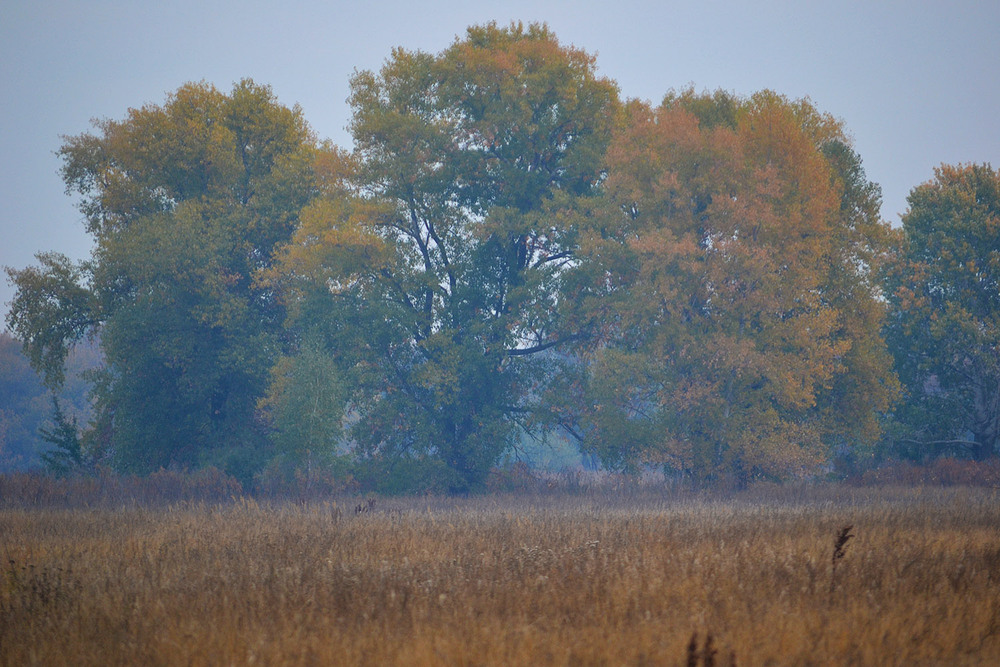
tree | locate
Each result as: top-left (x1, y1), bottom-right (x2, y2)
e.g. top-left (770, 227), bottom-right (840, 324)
top-left (261, 338), bottom-right (347, 464)
top-left (558, 90), bottom-right (898, 482)
top-left (6, 80), bottom-right (316, 477)
top-left (885, 163), bottom-right (1000, 460)
top-left (270, 23), bottom-right (619, 491)
top-left (39, 397), bottom-right (86, 476)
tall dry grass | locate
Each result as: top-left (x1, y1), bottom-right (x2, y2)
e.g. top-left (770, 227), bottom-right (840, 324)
top-left (1, 486), bottom-right (998, 665)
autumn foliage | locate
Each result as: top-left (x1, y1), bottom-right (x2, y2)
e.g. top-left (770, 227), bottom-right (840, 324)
top-left (556, 91), bottom-right (898, 482)
top-left (8, 22), bottom-right (997, 489)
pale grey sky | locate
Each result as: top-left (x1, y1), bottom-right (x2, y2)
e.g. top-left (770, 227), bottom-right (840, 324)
top-left (2, 0), bottom-right (998, 327)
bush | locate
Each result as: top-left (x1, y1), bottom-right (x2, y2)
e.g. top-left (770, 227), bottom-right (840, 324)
top-left (252, 456), bottom-right (358, 500)
top-left (0, 466), bottom-right (243, 508)
top-left (852, 458), bottom-right (1000, 487)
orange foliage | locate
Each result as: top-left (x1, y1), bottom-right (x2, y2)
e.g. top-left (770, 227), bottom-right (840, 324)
top-left (568, 90), bottom-right (898, 481)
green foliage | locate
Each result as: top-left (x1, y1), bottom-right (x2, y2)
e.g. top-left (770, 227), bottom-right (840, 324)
top-left (4, 254), bottom-right (95, 389)
top-left (884, 163), bottom-right (1000, 460)
top-left (661, 86), bottom-right (740, 129)
top-left (7, 80), bottom-right (317, 477)
top-left (10, 27), bottom-right (993, 490)
top-left (273, 22), bottom-right (619, 492)
top-left (38, 398), bottom-right (85, 476)
top-left (263, 340), bottom-right (347, 461)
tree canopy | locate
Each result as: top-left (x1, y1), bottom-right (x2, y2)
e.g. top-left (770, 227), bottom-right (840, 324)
top-left (885, 163), bottom-right (1000, 460)
top-left (7, 79), bottom-right (316, 478)
top-left (554, 91), bottom-right (898, 482)
top-left (11, 23), bottom-right (995, 490)
top-left (270, 23), bottom-right (619, 491)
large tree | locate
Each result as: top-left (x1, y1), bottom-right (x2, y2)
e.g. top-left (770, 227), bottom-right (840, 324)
top-left (6, 80), bottom-right (316, 476)
top-left (556, 90), bottom-right (898, 482)
top-left (270, 23), bottom-right (618, 491)
top-left (885, 163), bottom-right (1000, 460)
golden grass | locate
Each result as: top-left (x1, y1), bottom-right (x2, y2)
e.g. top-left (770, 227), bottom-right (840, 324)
top-left (2, 486), bottom-right (999, 665)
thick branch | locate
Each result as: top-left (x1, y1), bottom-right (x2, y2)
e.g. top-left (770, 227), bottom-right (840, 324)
top-left (531, 250), bottom-right (573, 270)
top-left (425, 218), bottom-right (457, 295)
top-left (559, 421), bottom-right (586, 444)
top-left (506, 333), bottom-right (585, 357)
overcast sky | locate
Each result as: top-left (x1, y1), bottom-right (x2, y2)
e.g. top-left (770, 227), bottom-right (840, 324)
top-left (2, 0), bottom-right (998, 328)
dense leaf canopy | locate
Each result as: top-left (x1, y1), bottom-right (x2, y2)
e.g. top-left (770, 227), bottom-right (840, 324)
top-left (271, 23), bottom-right (619, 491)
top-left (7, 80), bottom-right (316, 477)
top-left (553, 91), bottom-right (898, 481)
top-left (885, 164), bottom-right (1000, 460)
top-left (11, 23), bottom-right (993, 488)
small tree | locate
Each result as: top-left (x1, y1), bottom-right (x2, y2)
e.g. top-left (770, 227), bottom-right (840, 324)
top-left (39, 397), bottom-right (85, 476)
top-left (263, 340), bottom-right (347, 464)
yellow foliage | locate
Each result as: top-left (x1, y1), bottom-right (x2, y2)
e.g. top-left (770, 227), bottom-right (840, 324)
top-left (574, 90), bottom-right (898, 479)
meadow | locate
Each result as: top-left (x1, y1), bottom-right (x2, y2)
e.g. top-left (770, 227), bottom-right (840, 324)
top-left (1, 482), bottom-right (998, 665)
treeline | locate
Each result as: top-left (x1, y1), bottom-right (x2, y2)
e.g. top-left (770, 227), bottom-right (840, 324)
top-left (5, 23), bottom-right (999, 492)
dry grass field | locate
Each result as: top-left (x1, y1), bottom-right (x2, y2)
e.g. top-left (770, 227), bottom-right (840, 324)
top-left (2, 484), bottom-right (999, 665)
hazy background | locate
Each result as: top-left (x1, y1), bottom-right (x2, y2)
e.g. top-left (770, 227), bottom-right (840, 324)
top-left (3, 0), bottom-right (998, 327)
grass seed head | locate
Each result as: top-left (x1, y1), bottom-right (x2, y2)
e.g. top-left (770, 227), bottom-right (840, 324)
top-left (832, 524), bottom-right (854, 565)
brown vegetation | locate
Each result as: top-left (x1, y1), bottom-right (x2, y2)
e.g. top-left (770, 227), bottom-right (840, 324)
top-left (1, 484), bottom-right (998, 665)
top-left (851, 457), bottom-right (1000, 487)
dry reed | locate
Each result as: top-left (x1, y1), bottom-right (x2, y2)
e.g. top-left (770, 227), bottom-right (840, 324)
top-left (1, 486), bottom-right (998, 665)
